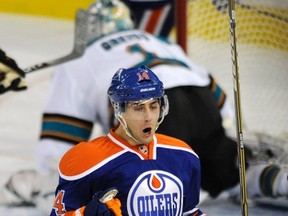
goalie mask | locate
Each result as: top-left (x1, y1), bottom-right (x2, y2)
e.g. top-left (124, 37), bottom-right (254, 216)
top-left (87, 0), bottom-right (134, 42)
top-left (108, 66), bottom-right (169, 142)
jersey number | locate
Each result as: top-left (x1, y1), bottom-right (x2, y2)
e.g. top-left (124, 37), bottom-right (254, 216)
top-left (53, 190), bottom-right (66, 215)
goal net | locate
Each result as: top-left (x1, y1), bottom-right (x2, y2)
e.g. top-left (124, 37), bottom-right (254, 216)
top-left (182, 0), bottom-right (288, 138)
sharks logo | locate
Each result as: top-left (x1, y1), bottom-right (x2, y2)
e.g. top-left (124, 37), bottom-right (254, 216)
top-left (127, 170), bottom-right (183, 216)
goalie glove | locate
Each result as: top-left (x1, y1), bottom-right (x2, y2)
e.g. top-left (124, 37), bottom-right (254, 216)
top-left (0, 49), bottom-right (27, 94)
top-left (84, 188), bottom-right (122, 216)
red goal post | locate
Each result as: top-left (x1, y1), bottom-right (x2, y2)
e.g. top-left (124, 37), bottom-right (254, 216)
top-left (175, 0), bottom-right (188, 53)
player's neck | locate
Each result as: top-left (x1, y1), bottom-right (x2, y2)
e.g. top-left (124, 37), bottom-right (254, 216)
top-left (114, 125), bottom-right (139, 146)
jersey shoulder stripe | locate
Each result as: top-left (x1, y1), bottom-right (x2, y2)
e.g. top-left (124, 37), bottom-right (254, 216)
top-left (58, 132), bottom-right (198, 180)
top-left (155, 133), bottom-right (199, 158)
top-left (58, 134), bottom-right (126, 180)
top-left (58, 129), bottom-right (153, 180)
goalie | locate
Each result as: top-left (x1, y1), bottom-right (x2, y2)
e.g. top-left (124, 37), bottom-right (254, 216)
top-left (0, 0), bottom-right (287, 214)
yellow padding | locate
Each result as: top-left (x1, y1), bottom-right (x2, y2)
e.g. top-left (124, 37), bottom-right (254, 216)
top-left (188, 0), bottom-right (288, 52)
top-left (0, 0), bottom-right (92, 19)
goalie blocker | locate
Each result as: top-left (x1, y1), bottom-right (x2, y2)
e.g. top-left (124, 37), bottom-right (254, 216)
top-left (0, 8), bottom-right (88, 94)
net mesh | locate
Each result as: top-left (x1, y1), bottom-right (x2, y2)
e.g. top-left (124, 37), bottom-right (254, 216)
top-left (186, 0), bottom-right (288, 138)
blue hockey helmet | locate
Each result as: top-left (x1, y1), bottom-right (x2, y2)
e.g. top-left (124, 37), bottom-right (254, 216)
top-left (108, 65), bottom-right (169, 120)
top-left (108, 66), bottom-right (169, 138)
top-left (108, 65), bottom-right (164, 104)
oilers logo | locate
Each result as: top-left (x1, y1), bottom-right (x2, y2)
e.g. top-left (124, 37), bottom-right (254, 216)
top-left (127, 170), bottom-right (183, 216)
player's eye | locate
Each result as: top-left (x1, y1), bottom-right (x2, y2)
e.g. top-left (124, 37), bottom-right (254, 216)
top-left (149, 101), bottom-right (159, 110)
top-left (150, 104), bottom-right (157, 110)
top-left (133, 106), bottom-right (144, 111)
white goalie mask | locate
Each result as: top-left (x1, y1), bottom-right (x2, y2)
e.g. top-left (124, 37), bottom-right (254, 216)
top-left (87, 0), bottom-right (134, 43)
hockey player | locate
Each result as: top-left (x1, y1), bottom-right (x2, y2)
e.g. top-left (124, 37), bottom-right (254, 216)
top-left (0, 0), bottom-right (287, 213)
top-left (49, 65), bottom-right (206, 216)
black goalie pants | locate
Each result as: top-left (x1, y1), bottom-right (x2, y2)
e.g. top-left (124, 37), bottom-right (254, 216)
top-left (157, 86), bottom-right (245, 197)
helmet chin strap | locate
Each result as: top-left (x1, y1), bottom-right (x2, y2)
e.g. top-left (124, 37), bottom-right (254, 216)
top-left (115, 109), bottom-right (166, 145)
top-left (155, 111), bottom-right (165, 131)
top-left (115, 113), bottom-right (142, 144)
top-left (113, 96), bottom-right (168, 145)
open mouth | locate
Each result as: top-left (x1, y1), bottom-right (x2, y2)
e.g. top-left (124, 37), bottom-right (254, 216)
top-left (143, 127), bottom-right (152, 134)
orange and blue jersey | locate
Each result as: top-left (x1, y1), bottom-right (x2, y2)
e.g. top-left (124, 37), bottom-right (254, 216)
top-left (50, 129), bottom-right (205, 216)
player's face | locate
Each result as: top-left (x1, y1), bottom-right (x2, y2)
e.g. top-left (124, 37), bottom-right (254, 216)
top-left (123, 98), bottom-right (160, 144)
